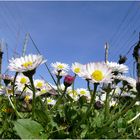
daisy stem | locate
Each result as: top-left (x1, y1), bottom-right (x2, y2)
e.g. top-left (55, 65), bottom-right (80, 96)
top-left (87, 80), bottom-right (91, 96)
top-left (72, 74), bottom-right (76, 95)
top-left (51, 86), bottom-right (67, 112)
top-left (29, 76), bottom-right (36, 120)
top-left (5, 88), bottom-right (22, 118)
top-left (56, 72), bottom-right (61, 91)
top-left (88, 83), bottom-right (98, 111)
top-left (109, 88), bottom-right (116, 102)
top-left (104, 92), bottom-right (109, 121)
top-left (12, 72), bottom-right (18, 105)
top-left (114, 86), bottom-right (125, 107)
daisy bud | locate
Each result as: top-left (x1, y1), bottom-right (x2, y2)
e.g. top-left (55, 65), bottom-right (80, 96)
top-left (118, 55), bottom-right (127, 64)
top-left (64, 75), bottom-right (75, 87)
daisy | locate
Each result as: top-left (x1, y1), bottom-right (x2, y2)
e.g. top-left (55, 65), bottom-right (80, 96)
top-left (0, 86), bottom-right (6, 95)
top-left (83, 62), bottom-right (113, 83)
top-left (46, 97), bottom-right (56, 105)
top-left (36, 85), bottom-right (53, 96)
top-left (107, 62), bottom-right (128, 74)
top-left (0, 74), bottom-right (13, 86)
top-left (52, 70), bottom-right (68, 77)
top-left (34, 79), bottom-right (46, 89)
top-left (77, 64), bottom-right (91, 80)
top-left (76, 88), bottom-right (90, 98)
top-left (24, 88), bottom-right (33, 99)
top-left (110, 100), bottom-right (117, 107)
top-left (67, 89), bottom-right (79, 101)
top-left (8, 54), bottom-right (46, 73)
top-left (114, 75), bottom-right (136, 89)
top-left (71, 62), bottom-right (83, 75)
top-left (51, 62), bottom-right (69, 72)
top-left (0, 85), bottom-right (20, 96)
top-left (16, 73), bottom-right (29, 85)
top-left (16, 73), bottom-right (30, 91)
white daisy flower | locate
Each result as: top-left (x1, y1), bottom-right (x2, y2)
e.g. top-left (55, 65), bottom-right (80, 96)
top-left (0, 74), bottom-right (14, 86)
top-left (24, 88), bottom-right (33, 99)
top-left (52, 83), bottom-right (71, 92)
top-left (0, 86), bottom-right (7, 95)
top-left (78, 64), bottom-right (91, 80)
top-left (52, 70), bottom-right (68, 76)
top-left (107, 61), bottom-right (128, 74)
top-left (51, 62), bottom-right (69, 72)
top-left (8, 54), bottom-right (46, 73)
top-left (34, 79), bottom-right (46, 89)
top-left (71, 62), bottom-right (83, 75)
top-left (135, 101), bottom-right (140, 106)
top-left (16, 73), bottom-right (29, 85)
top-left (0, 85), bottom-right (20, 96)
top-left (36, 85), bottom-right (53, 96)
top-left (47, 97), bottom-right (56, 105)
top-left (119, 93), bottom-right (136, 98)
top-left (67, 89), bottom-right (79, 101)
top-left (16, 73), bottom-right (30, 91)
top-left (84, 62), bottom-right (113, 83)
top-left (110, 100), bottom-right (117, 107)
top-left (114, 75), bottom-right (136, 89)
top-left (76, 88), bottom-right (90, 98)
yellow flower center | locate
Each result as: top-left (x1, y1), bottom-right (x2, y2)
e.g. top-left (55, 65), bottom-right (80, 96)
top-left (47, 99), bottom-right (52, 103)
top-left (74, 68), bottom-right (81, 73)
top-left (91, 70), bottom-right (104, 81)
top-left (36, 82), bottom-right (43, 88)
top-left (41, 89), bottom-right (47, 94)
top-left (80, 90), bottom-right (86, 95)
top-left (68, 90), bottom-right (77, 97)
top-left (20, 77), bottom-right (27, 84)
top-left (57, 64), bottom-right (64, 69)
top-left (8, 89), bottom-right (13, 94)
top-left (24, 95), bottom-right (30, 102)
top-left (22, 61), bottom-right (33, 68)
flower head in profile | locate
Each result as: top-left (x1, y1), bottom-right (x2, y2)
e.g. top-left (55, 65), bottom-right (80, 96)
top-left (114, 75), bottom-right (136, 91)
top-left (8, 54), bottom-right (46, 73)
top-left (52, 70), bottom-right (68, 77)
top-left (51, 62), bottom-right (69, 72)
top-left (0, 74), bottom-right (13, 86)
top-left (107, 61), bottom-right (128, 74)
top-left (84, 62), bottom-right (113, 83)
top-left (71, 62), bottom-right (83, 75)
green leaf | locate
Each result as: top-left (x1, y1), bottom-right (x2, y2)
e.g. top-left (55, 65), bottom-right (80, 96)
top-left (14, 119), bottom-right (47, 139)
top-left (35, 109), bottom-right (49, 124)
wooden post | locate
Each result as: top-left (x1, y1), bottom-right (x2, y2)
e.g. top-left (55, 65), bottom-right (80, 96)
top-left (133, 33), bottom-right (140, 92)
top-left (104, 42), bottom-right (109, 63)
top-left (138, 57), bottom-right (140, 83)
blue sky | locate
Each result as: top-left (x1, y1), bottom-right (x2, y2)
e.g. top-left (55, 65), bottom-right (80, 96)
top-left (0, 1), bottom-right (140, 88)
